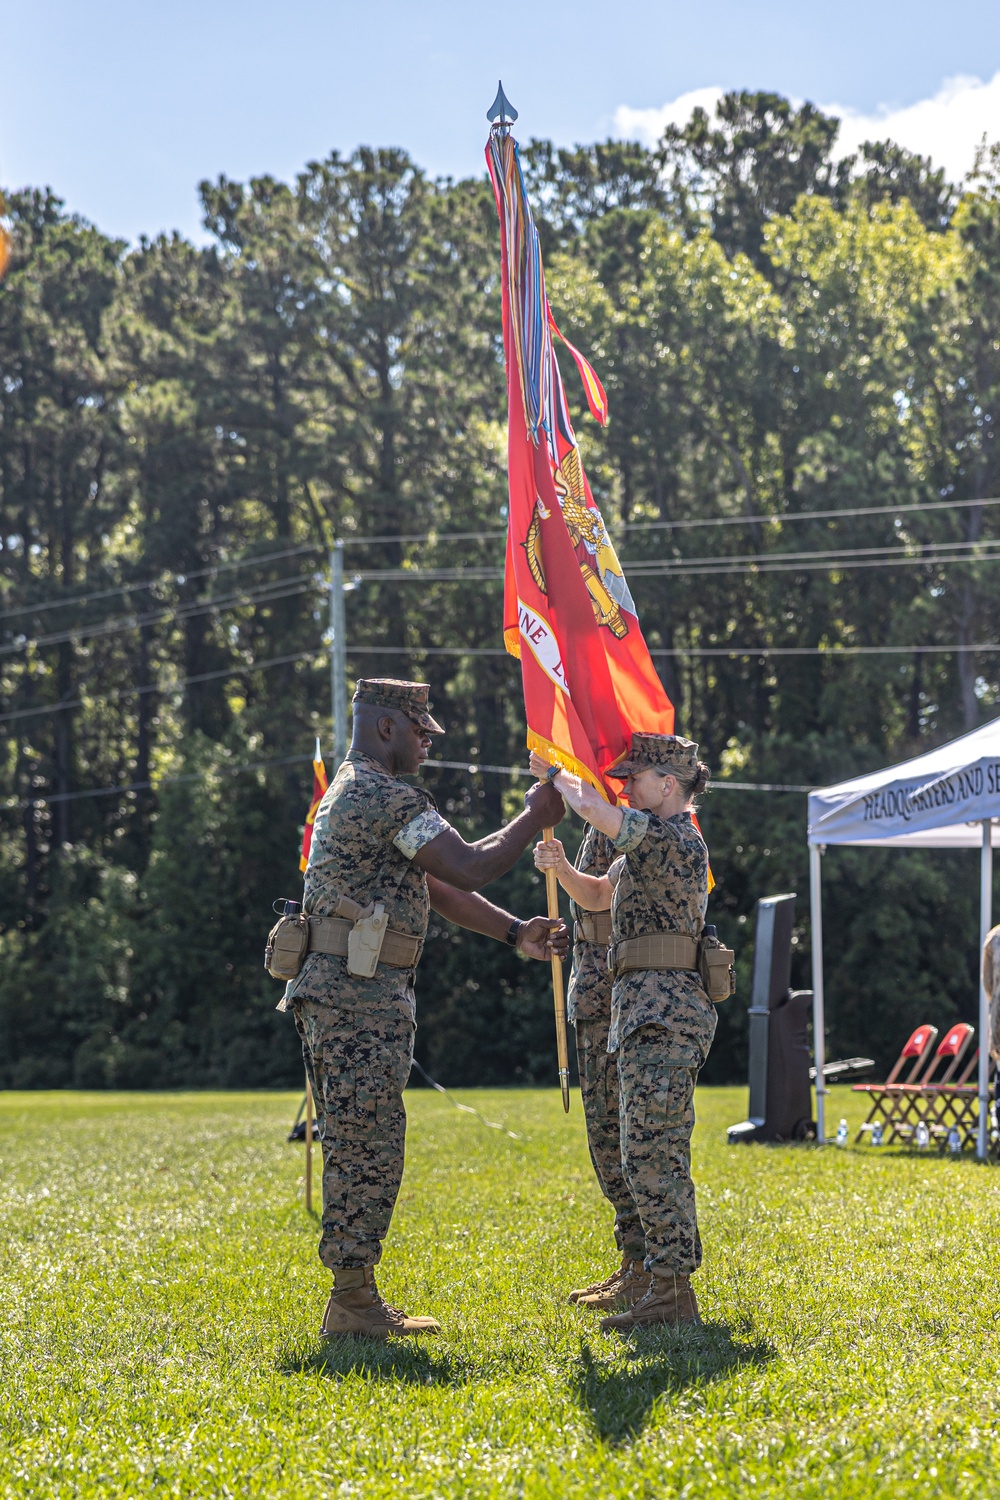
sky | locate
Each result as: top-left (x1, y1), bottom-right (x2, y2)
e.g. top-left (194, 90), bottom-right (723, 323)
top-left (3, 0), bottom-right (1000, 245)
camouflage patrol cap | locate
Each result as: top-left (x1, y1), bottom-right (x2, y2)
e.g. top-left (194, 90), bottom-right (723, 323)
top-left (608, 733), bottom-right (700, 780)
top-left (352, 678), bottom-right (445, 734)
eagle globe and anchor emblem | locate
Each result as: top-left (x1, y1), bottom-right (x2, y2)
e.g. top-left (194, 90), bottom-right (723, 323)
top-left (522, 448), bottom-right (634, 641)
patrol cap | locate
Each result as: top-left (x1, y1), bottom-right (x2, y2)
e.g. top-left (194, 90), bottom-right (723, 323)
top-left (607, 733), bottom-right (700, 780)
top-left (352, 678), bottom-right (445, 734)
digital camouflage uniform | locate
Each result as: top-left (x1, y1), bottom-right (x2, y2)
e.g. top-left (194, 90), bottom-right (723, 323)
top-left (607, 759), bottom-right (715, 1278)
top-left (286, 685), bottom-right (451, 1273)
top-left (568, 825), bottom-right (644, 1263)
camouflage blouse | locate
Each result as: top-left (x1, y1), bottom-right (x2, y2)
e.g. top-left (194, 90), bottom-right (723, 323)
top-left (567, 825), bottom-right (614, 1025)
top-left (302, 750), bottom-right (451, 938)
top-left (286, 751), bottom-right (453, 1016)
top-left (606, 808), bottom-right (714, 1059)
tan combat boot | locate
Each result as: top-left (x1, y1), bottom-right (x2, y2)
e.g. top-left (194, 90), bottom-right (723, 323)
top-left (568, 1253), bottom-right (630, 1305)
top-left (320, 1268), bottom-right (441, 1340)
top-left (599, 1270), bottom-right (700, 1333)
top-left (576, 1258), bottom-right (652, 1312)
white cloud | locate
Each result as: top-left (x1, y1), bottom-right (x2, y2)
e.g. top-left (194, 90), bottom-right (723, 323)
top-left (829, 73), bottom-right (1000, 180)
top-left (613, 73), bottom-right (1000, 184)
top-left (613, 88), bottom-right (723, 149)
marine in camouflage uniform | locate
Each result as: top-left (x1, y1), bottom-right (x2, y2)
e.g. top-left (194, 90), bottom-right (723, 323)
top-left (288, 741), bottom-right (440, 1275)
top-left (286, 678), bottom-right (566, 1339)
top-left (600, 735), bottom-right (715, 1331)
top-left (566, 825), bottom-right (646, 1307)
top-left (532, 733), bottom-right (716, 1331)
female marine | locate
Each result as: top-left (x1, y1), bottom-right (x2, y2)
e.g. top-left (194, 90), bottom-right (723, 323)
top-left (532, 734), bottom-right (715, 1330)
top-left (563, 822), bottom-right (648, 1314)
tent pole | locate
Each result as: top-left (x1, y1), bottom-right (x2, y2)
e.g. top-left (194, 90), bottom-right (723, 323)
top-left (810, 842), bottom-right (827, 1145)
top-left (979, 819), bottom-right (993, 1161)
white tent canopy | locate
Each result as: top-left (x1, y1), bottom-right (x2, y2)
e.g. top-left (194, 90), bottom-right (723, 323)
top-left (807, 717), bottom-right (999, 1157)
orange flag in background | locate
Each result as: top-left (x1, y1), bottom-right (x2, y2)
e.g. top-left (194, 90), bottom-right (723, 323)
top-left (0, 193), bottom-right (11, 281)
top-left (486, 128), bottom-right (674, 802)
top-left (300, 740), bottom-right (329, 873)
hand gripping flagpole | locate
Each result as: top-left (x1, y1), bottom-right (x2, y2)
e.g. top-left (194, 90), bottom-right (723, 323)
top-left (542, 826), bottom-right (571, 1112)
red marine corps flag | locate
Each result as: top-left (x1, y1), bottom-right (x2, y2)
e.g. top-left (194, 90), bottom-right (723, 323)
top-left (486, 90), bottom-right (674, 800)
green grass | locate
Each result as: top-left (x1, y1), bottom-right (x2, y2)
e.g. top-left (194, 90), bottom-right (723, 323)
top-left (1, 1084), bottom-right (999, 1498)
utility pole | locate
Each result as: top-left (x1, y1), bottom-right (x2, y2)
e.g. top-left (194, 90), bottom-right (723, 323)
top-left (330, 541), bottom-right (347, 765)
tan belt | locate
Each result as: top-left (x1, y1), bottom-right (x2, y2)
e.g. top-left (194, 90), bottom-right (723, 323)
top-left (574, 910), bottom-right (613, 946)
top-left (307, 914), bottom-right (423, 970)
top-left (610, 931), bottom-right (698, 977)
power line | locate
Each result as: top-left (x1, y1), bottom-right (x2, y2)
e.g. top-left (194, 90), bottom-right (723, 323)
top-left (651, 643), bottom-right (1000, 658)
top-left (3, 750), bottom-right (812, 811)
top-left (7, 639), bottom-right (1000, 728)
top-left (0, 571), bottom-right (322, 657)
top-left (0, 647), bottom-right (324, 727)
top-left (350, 566), bottom-right (502, 582)
top-left (5, 533), bottom-right (1000, 659)
top-left (630, 549), bottom-right (1000, 580)
top-left (4, 493), bottom-right (995, 625)
top-left (341, 527), bottom-right (506, 547)
top-left (618, 495), bottom-right (1000, 536)
top-left (625, 536), bottom-right (1000, 574)
top-left (0, 542), bottom-right (322, 623)
top-left (347, 545), bottom-right (1000, 582)
top-left (6, 751), bottom-right (316, 810)
top-left (334, 494), bottom-right (1000, 547)
top-left (342, 642), bottom-right (1000, 658)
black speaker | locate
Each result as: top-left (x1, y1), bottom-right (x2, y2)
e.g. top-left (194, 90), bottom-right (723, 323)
top-left (728, 893), bottom-right (816, 1144)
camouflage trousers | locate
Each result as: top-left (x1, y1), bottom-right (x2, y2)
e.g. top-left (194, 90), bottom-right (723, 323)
top-left (575, 1017), bottom-right (645, 1261)
top-left (293, 979), bottom-right (415, 1271)
top-left (617, 1015), bottom-right (714, 1276)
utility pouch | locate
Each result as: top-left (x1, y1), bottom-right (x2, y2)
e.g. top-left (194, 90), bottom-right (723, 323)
top-left (265, 911), bottom-right (310, 981)
top-left (346, 902), bottom-right (388, 979)
top-left (698, 928), bottom-right (736, 1003)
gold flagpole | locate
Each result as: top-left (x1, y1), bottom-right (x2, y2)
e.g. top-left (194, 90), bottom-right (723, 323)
top-left (542, 826), bottom-right (571, 1112)
top-left (304, 1074), bottom-right (315, 1211)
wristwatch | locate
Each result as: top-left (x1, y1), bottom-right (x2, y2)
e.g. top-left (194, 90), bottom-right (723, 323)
top-left (505, 918), bottom-right (524, 948)
top-left (546, 763), bottom-right (561, 782)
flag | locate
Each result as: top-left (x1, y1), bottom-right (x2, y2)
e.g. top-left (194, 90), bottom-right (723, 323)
top-left (486, 128), bottom-right (674, 801)
top-left (0, 193), bottom-right (11, 281)
top-left (300, 738), bottom-right (329, 873)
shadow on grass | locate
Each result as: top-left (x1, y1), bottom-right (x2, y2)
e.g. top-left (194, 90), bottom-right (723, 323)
top-left (279, 1335), bottom-right (472, 1387)
top-left (571, 1322), bottom-right (775, 1446)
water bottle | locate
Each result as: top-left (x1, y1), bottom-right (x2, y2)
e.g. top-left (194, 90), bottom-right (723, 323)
top-left (871, 1121), bottom-right (884, 1147)
top-left (836, 1118), bottom-right (848, 1147)
top-left (948, 1126), bottom-right (962, 1155)
top-left (915, 1121), bottom-right (930, 1149)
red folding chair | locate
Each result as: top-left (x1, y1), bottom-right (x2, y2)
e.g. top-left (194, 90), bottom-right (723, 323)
top-left (887, 1022), bottom-right (975, 1144)
top-left (852, 1024), bottom-right (938, 1143)
top-left (924, 1045), bottom-right (987, 1148)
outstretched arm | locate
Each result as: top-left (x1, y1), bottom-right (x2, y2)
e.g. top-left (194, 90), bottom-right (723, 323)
top-left (426, 874), bottom-right (569, 960)
top-left (533, 839), bottom-right (613, 911)
top-left (413, 779), bottom-right (565, 892)
top-left (527, 752), bottom-right (624, 840)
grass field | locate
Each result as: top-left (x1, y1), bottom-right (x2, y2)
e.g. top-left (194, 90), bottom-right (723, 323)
top-left (2, 1084), bottom-right (999, 1499)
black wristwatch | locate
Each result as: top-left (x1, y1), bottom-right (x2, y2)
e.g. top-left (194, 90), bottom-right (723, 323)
top-left (505, 918), bottom-right (524, 948)
top-left (546, 763), bottom-right (561, 782)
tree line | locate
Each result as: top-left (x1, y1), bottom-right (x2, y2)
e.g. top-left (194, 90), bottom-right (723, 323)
top-left (1, 91), bottom-right (998, 1091)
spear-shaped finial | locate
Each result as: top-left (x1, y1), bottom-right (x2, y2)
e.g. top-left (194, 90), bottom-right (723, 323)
top-left (487, 81), bottom-right (518, 133)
